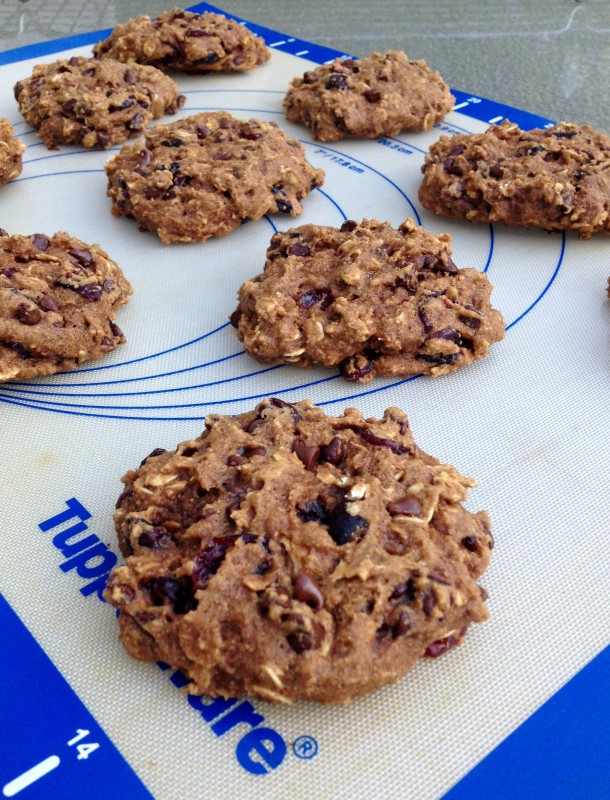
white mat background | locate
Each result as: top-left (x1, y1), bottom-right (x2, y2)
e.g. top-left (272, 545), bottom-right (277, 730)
top-left (1, 35), bottom-right (609, 800)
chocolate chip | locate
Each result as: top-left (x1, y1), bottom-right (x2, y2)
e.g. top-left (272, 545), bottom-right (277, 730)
top-left (268, 397), bottom-right (302, 422)
top-left (62, 99), bottom-right (76, 115)
top-left (326, 502), bottom-right (367, 545)
top-left (364, 89), bottom-right (381, 103)
top-left (124, 68), bottom-right (138, 84)
top-left (326, 73), bottom-right (348, 90)
top-left (340, 220), bottom-right (358, 232)
top-left (527, 145), bottom-right (545, 155)
top-left (443, 158), bottom-right (463, 176)
top-left (38, 294), bottom-right (59, 312)
top-left (15, 304), bottom-right (42, 325)
top-left (109, 320), bottom-right (124, 339)
top-left (429, 328), bottom-right (461, 345)
top-left (320, 436), bottom-right (345, 467)
top-left (138, 148), bottom-right (151, 167)
top-left (196, 125), bottom-right (211, 139)
top-left (68, 248), bottom-right (94, 269)
top-left (458, 314), bottom-right (481, 330)
top-left (128, 113), bottom-right (144, 131)
top-left (552, 130), bottom-right (576, 139)
top-left (68, 56), bottom-right (80, 67)
top-left (432, 256), bottom-right (458, 274)
top-left (229, 307), bottom-right (242, 328)
top-left (461, 535), bottom-right (478, 552)
top-left (97, 131), bottom-right (111, 148)
top-left (292, 439), bottom-right (320, 470)
top-left (202, 51), bottom-right (220, 64)
top-left (489, 164), bottom-right (503, 179)
top-left (294, 572), bottom-right (324, 611)
top-left (298, 499), bottom-right (328, 523)
top-left (392, 611), bottom-right (411, 638)
top-left (422, 590), bottom-right (435, 616)
top-left (448, 144), bottom-right (465, 157)
top-left (144, 577), bottom-right (196, 614)
top-left (288, 243), bottom-right (310, 257)
top-left (187, 28), bottom-right (211, 37)
top-left (245, 417), bottom-right (265, 434)
top-left (7, 341), bottom-right (33, 359)
top-left (276, 198), bottom-right (293, 214)
top-left (32, 233), bottom-right (49, 251)
top-left (161, 138), bottom-right (183, 148)
top-left (244, 446), bottom-right (266, 457)
top-left (13, 81), bottom-right (23, 100)
top-left (387, 497), bottom-right (422, 516)
top-left (390, 579), bottom-right (417, 602)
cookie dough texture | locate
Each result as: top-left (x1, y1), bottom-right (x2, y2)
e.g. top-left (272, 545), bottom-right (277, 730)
top-left (0, 230), bottom-right (131, 382)
top-left (419, 121), bottom-right (610, 238)
top-left (0, 118), bottom-right (25, 186)
top-left (105, 111), bottom-right (325, 243)
top-left (284, 51), bottom-right (454, 142)
top-left (233, 218), bottom-right (504, 381)
top-left (14, 56), bottom-right (184, 149)
top-left (93, 8), bottom-right (270, 73)
top-left (105, 398), bottom-right (492, 704)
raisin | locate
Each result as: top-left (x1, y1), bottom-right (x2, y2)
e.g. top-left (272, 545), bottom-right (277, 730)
top-left (299, 288), bottom-right (333, 309)
top-left (326, 73), bottom-right (348, 90)
top-left (276, 198), bottom-right (293, 214)
top-left (192, 536), bottom-right (238, 589)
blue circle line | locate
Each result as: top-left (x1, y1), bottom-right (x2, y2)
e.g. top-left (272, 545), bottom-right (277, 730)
top-left (7, 351), bottom-right (246, 389)
top-left (315, 188), bottom-right (346, 220)
top-left (505, 232), bottom-right (565, 330)
top-left (3, 363), bottom-right (282, 399)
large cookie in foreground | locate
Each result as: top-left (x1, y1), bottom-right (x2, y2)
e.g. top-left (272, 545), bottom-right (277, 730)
top-left (419, 121), bottom-right (610, 238)
top-left (0, 118), bottom-right (25, 186)
top-left (14, 56), bottom-right (184, 149)
top-left (284, 51), bottom-right (454, 142)
top-left (93, 8), bottom-right (270, 73)
top-left (0, 230), bottom-right (132, 382)
top-left (232, 218), bottom-right (505, 381)
top-left (105, 111), bottom-right (325, 243)
top-left (105, 398), bottom-right (492, 704)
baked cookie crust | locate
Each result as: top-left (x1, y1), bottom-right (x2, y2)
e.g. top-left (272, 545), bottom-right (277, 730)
top-left (0, 118), bottom-right (25, 186)
top-left (232, 218), bottom-right (505, 381)
top-left (105, 111), bottom-right (325, 243)
top-left (419, 121), bottom-right (610, 238)
top-left (105, 398), bottom-right (492, 704)
top-left (93, 8), bottom-right (270, 73)
top-left (14, 56), bottom-right (184, 150)
top-left (0, 230), bottom-right (132, 382)
top-left (284, 51), bottom-right (454, 142)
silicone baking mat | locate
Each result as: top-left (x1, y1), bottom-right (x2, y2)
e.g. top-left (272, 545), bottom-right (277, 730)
top-left (1, 4), bottom-right (608, 799)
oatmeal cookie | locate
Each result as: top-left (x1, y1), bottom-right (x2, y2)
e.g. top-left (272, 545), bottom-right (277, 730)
top-left (284, 51), bottom-right (454, 142)
top-left (0, 230), bottom-right (131, 382)
top-left (232, 218), bottom-right (504, 381)
top-left (0, 118), bottom-right (25, 186)
top-left (419, 121), bottom-right (610, 238)
top-left (105, 111), bottom-right (325, 243)
top-left (93, 8), bottom-right (270, 72)
top-left (105, 398), bottom-right (493, 704)
top-left (14, 56), bottom-right (184, 150)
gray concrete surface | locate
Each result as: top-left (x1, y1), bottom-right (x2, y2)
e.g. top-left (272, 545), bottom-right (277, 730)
top-left (1, 0), bottom-right (608, 131)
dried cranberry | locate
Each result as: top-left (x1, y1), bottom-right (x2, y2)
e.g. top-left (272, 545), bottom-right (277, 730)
top-left (326, 502), bottom-right (367, 545)
top-left (192, 536), bottom-right (238, 589)
top-left (144, 577), bottom-right (196, 614)
top-left (425, 631), bottom-right (463, 658)
top-left (339, 354), bottom-right (375, 382)
top-left (32, 233), bottom-right (49, 251)
top-left (363, 89), bottom-right (381, 103)
top-left (15, 304), bottom-right (42, 325)
top-left (138, 527), bottom-right (171, 549)
top-left (299, 288), bottom-right (333, 310)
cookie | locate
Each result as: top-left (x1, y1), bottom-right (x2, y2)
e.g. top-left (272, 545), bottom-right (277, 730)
top-left (14, 56), bottom-right (184, 150)
top-left (0, 230), bottom-right (132, 382)
top-left (105, 111), bottom-right (325, 244)
top-left (284, 51), bottom-right (454, 142)
top-left (232, 218), bottom-right (505, 381)
top-left (93, 8), bottom-right (270, 73)
top-left (0, 118), bottom-right (25, 186)
top-left (419, 121), bottom-right (610, 238)
top-left (105, 398), bottom-right (492, 704)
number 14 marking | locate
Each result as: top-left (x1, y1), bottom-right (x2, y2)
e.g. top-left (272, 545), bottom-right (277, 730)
top-left (67, 729), bottom-right (100, 760)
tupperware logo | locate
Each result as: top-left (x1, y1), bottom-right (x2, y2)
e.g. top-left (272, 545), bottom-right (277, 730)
top-left (38, 498), bottom-right (288, 775)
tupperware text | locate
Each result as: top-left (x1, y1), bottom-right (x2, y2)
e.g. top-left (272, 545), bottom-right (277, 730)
top-left (38, 497), bottom-right (288, 775)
